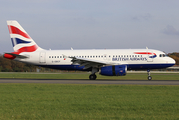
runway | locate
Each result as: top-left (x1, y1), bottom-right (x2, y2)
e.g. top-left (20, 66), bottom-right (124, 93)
top-left (0, 79), bottom-right (179, 85)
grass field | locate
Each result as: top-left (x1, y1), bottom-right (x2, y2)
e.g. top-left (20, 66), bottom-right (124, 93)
top-left (0, 84), bottom-right (179, 120)
top-left (0, 72), bottom-right (179, 80)
top-left (0, 72), bottom-right (179, 119)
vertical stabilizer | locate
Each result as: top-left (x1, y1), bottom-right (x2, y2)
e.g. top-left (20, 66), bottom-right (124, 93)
top-left (7, 21), bottom-right (43, 54)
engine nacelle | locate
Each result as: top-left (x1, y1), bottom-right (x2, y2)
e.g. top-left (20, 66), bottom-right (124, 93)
top-left (99, 65), bottom-right (127, 76)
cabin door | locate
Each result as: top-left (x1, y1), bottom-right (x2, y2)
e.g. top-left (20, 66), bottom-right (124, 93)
top-left (40, 52), bottom-right (46, 63)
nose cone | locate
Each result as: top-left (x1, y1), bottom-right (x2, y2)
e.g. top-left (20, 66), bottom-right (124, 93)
top-left (169, 57), bottom-right (176, 66)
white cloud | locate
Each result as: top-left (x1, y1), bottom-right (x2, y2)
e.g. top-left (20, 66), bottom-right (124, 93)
top-left (163, 25), bottom-right (179, 36)
top-left (132, 13), bottom-right (152, 21)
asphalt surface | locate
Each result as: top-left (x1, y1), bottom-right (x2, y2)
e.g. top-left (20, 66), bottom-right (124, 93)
top-left (0, 79), bottom-right (179, 85)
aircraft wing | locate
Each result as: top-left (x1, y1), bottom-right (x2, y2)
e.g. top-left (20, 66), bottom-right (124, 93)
top-left (69, 56), bottom-right (118, 69)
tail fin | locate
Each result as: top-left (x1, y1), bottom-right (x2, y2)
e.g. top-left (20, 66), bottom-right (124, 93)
top-left (7, 21), bottom-right (43, 54)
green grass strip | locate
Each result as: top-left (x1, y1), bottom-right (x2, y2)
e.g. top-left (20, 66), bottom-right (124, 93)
top-left (0, 72), bottom-right (179, 80)
top-left (0, 84), bottom-right (179, 119)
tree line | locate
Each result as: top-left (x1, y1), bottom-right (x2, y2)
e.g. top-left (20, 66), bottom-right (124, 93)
top-left (0, 54), bottom-right (37, 72)
top-left (168, 52), bottom-right (179, 65)
top-left (0, 53), bottom-right (179, 72)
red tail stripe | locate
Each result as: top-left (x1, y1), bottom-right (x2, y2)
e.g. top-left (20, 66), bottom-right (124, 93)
top-left (14, 45), bottom-right (38, 54)
top-left (8, 25), bottom-right (31, 39)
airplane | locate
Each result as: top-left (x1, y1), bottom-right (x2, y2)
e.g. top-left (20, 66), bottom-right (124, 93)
top-left (3, 21), bottom-right (175, 80)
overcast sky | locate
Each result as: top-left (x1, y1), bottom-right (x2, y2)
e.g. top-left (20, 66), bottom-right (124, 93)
top-left (1, 0), bottom-right (179, 54)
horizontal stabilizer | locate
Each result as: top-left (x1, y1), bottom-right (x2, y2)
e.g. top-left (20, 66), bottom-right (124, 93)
top-left (4, 53), bottom-right (29, 59)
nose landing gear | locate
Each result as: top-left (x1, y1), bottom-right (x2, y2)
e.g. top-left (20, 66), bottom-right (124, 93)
top-left (147, 69), bottom-right (152, 80)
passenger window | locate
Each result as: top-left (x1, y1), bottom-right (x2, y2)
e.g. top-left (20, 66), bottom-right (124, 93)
top-left (49, 56), bottom-right (51, 58)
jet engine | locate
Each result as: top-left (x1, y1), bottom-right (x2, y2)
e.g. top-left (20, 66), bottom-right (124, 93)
top-left (99, 65), bottom-right (127, 76)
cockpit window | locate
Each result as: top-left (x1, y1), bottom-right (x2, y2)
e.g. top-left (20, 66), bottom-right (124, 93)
top-left (159, 54), bottom-right (167, 57)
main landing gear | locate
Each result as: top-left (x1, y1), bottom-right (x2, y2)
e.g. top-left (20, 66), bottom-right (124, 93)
top-left (147, 69), bottom-right (152, 80)
top-left (89, 67), bottom-right (98, 80)
top-left (89, 74), bottom-right (97, 80)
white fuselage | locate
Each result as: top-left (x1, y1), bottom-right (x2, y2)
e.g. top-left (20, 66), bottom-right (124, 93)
top-left (17, 49), bottom-right (175, 71)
